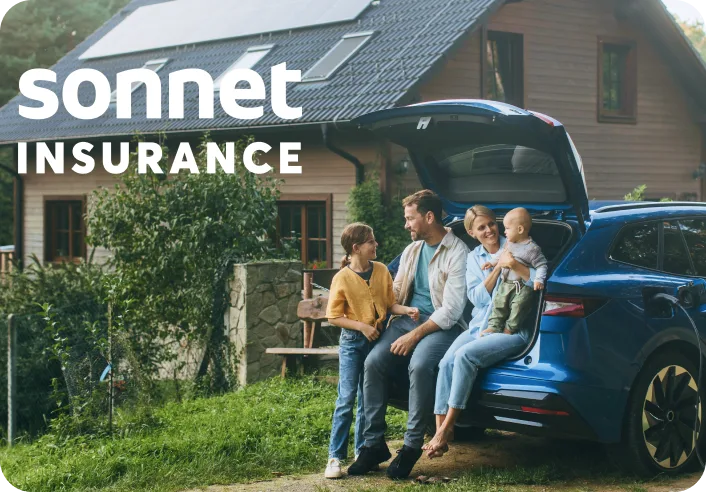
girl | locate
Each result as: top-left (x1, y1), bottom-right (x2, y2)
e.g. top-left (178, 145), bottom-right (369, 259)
top-left (324, 222), bottom-right (419, 479)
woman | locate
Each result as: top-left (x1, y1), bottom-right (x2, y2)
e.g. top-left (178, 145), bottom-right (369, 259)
top-left (422, 205), bottom-right (535, 457)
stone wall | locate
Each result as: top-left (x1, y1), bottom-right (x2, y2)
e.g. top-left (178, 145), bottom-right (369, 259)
top-left (227, 261), bottom-right (302, 386)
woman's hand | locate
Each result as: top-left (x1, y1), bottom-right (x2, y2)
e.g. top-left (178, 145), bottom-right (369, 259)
top-left (481, 261), bottom-right (496, 271)
top-left (407, 307), bottom-right (420, 322)
top-left (496, 250), bottom-right (516, 270)
top-left (360, 324), bottom-right (380, 342)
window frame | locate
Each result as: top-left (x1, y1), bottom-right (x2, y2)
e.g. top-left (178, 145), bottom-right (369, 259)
top-left (110, 58), bottom-right (169, 103)
top-left (44, 196), bottom-right (87, 264)
top-left (277, 194), bottom-right (333, 268)
top-left (597, 37), bottom-right (637, 124)
top-left (301, 32), bottom-right (374, 82)
top-left (213, 44), bottom-right (274, 91)
top-left (485, 30), bottom-right (525, 108)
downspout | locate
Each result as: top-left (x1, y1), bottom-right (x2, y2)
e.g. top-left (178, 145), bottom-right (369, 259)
top-left (322, 123), bottom-right (365, 185)
top-left (0, 147), bottom-right (23, 271)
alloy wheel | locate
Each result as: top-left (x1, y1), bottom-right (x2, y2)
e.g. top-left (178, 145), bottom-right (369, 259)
top-left (642, 365), bottom-right (701, 469)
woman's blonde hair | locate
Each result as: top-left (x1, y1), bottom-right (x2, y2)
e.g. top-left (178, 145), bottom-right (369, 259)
top-left (339, 222), bottom-right (374, 269)
top-left (463, 205), bottom-right (496, 233)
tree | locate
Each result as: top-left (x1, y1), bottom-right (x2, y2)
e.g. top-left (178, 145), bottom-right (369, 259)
top-left (677, 18), bottom-right (706, 62)
top-left (87, 136), bottom-right (290, 390)
top-left (0, 0), bottom-right (130, 105)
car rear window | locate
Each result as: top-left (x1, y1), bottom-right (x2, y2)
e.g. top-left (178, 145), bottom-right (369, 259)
top-left (610, 222), bottom-right (658, 269)
top-left (425, 144), bottom-right (566, 204)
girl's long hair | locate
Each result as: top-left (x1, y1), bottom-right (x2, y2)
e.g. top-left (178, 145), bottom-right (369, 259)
top-left (339, 222), bottom-right (374, 269)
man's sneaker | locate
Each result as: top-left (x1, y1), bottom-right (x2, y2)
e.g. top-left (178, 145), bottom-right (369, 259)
top-left (386, 445), bottom-right (423, 479)
top-left (324, 458), bottom-right (343, 479)
top-left (348, 442), bottom-right (391, 475)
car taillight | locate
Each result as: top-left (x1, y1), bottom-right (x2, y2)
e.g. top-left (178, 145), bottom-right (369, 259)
top-left (542, 295), bottom-right (606, 318)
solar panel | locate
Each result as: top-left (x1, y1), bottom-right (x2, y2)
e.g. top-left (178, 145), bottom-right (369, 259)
top-left (80, 0), bottom-right (373, 60)
top-left (302, 32), bottom-right (373, 81)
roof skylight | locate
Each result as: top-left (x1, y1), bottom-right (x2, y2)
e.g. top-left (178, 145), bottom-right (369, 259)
top-left (110, 58), bottom-right (168, 102)
top-left (214, 45), bottom-right (274, 91)
top-left (302, 32), bottom-right (373, 82)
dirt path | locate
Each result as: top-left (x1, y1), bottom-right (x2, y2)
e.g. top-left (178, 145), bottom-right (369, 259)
top-left (190, 433), bottom-right (704, 492)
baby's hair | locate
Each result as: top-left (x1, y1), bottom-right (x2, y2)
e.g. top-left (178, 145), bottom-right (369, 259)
top-left (340, 222), bottom-right (374, 269)
top-left (507, 207), bottom-right (532, 232)
top-left (464, 205), bottom-right (496, 232)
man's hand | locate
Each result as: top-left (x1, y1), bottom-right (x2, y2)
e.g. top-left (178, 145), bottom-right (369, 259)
top-left (360, 324), bottom-right (380, 342)
top-left (480, 327), bottom-right (495, 336)
top-left (407, 307), bottom-right (420, 322)
top-left (534, 281), bottom-right (544, 291)
top-left (390, 331), bottom-right (419, 356)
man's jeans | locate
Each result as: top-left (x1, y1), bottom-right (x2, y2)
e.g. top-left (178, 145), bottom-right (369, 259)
top-left (434, 329), bottom-right (526, 415)
top-left (328, 328), bottom-right (370, 459)
top-left (363, 315), bottom-right (462, 450)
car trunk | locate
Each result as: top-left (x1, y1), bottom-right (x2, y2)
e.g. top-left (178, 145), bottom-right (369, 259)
top-left (353, 100), bottom-right (588, 357)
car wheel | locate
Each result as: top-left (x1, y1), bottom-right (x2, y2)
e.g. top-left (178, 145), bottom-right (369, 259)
top-left (609, 350), bottom-right (704, 477)
top-left (453, 424), bottom-right (486, 442)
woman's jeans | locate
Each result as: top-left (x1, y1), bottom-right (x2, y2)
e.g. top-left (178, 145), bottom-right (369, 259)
top-left (328, 328), bottom-right (370, 459)
top-left (434, 329), bottom-right (527, 415)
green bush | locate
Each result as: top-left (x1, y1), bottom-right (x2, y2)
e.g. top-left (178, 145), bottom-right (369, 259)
top-left (88, 135), bottom-right (293, 391)
top-left (0, 258), bottom-right (108, 437)
top-left (346, 177), bottom-right (410, 263)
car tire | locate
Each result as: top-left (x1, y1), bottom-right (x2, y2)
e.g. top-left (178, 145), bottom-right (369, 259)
top-left (608, 350), bottom-right (704, 477)
top-left (453, 424), bottom-right (487, 442)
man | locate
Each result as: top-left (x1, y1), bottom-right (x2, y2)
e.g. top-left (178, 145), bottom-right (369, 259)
top-left (348, 189), bottom-right (469, 479)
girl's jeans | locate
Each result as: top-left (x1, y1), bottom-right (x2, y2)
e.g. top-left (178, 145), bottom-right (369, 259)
top-left (328, 328), bottom-right (370, 460)
top-left (434, 329), bottom-right (527, 415)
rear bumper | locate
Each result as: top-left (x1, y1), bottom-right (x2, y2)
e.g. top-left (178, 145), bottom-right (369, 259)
top-left (459, 388), bottom-right (599, 441)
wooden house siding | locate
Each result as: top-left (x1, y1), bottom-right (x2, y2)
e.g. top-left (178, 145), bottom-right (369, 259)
top-left (419, 0), bottom-right (702, 200)
top-left (20, 142), bottom-right (373, 266)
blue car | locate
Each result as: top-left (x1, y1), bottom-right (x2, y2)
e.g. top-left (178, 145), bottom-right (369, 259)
top-left (353, 100), bottom-right (706, 477)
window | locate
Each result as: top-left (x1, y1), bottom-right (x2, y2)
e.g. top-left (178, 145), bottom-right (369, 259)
top-left (278, 196), bottom-right (332, 268)
top-left (485, 31), bottom-right (524, 108)
top-left (302, 32), bottom-right (373, 82)
top-left (598, 38), bottom-right (637, 123)
top-left (662, 221), bottom-right (695, 275)
top-left (679, 219), bottom-right (706, 276)
top-left (214, 45), bottom-right (273, 91)
top-left (610, 222), bottom-right (658, 269)
top-left (110, 58), bottom-right (168, 102)
top-left (45, 199), bottom-right (85, 263)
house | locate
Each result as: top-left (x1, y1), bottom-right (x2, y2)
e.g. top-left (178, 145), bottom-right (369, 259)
top-left (0, 0), bottom-right (704, 269)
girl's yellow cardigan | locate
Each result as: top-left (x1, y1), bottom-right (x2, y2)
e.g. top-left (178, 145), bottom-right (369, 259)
top-left (325, 261), bottom-right (396, 330)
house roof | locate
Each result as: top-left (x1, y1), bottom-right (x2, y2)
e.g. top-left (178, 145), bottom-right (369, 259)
top-left (0, 0), bottom-right (704, 146)
top-left (0, 0), bottom-right (505, 145)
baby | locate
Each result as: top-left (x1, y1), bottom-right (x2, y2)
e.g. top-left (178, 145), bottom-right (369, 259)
top-left (481, 207), bottom-right (547, 335)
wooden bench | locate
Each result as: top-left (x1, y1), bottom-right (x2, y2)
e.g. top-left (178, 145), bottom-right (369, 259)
top-left (266, 347), bottom-right (339, 377)
top-left (267, 273), bottom-right (336, 377)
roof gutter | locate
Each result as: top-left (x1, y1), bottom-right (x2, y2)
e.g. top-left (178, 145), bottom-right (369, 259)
top-left (0, 152), bottom-right (23, 271)
top-left (321, 123), bottom-right (364, 185)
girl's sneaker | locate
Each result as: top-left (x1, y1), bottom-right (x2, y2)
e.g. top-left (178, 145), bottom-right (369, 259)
top-left (325, 458), bottom-right (343, 479)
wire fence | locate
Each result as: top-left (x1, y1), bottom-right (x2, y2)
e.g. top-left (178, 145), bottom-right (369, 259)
top-left (0, 299), bottom-right (137, 443)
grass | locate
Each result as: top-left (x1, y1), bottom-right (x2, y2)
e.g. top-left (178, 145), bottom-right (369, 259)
top-left (0, 376), bottom-right (408, 492)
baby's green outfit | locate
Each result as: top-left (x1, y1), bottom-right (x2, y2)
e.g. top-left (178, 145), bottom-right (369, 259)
top-left (486, 238), bottom-right (547, 334)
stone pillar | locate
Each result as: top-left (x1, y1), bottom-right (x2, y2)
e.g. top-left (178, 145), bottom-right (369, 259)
top-left (227, 261), bottom-right (302, 386)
